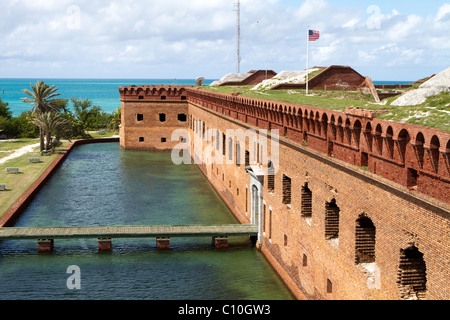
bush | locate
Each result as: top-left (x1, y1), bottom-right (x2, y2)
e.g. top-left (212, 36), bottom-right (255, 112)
top-left (3, 112), bottom-right (39, 138)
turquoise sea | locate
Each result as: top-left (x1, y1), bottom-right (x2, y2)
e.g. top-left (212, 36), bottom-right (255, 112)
top-left (0, 78), bottom-right (215, 117)
top-left (0, 78), bottom-right (410, 117)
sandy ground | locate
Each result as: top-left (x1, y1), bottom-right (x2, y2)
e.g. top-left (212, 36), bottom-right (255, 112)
top-left (0, 143), bottom-right (40, 165)
top-left (392, 66), bottom-right (450, 106)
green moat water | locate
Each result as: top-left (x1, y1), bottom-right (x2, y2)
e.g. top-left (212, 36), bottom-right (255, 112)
top-left (0, 143), bottom-right (294, 300)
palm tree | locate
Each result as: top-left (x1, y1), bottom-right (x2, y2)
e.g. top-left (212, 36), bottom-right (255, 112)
top-left (108, 107), bottom-right (121, 132)
top-left (28, 111), bottom-right (68, 151)
top-left (22, 81), bottom-right (61, 151)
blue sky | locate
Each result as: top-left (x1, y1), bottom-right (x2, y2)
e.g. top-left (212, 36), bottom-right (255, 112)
top-left (0, 0), bottom-right (449, 81)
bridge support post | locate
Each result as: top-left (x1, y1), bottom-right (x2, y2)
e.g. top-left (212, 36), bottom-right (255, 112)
top-left (212, 236), bottom-right (228, 248)
top-left (249, 235), bottom-right (257, 247)
top-left (157, 237), bottom-right (170, 250)
top-left (98, 238), bottom-right (112, 251)
top-left (38, 239), bottom-right (54, 252)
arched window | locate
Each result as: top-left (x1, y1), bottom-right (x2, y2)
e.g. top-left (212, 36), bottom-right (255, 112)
top-left (301, 183), bottom-right (312, 219)
top-left (267, 161), bottom-right (275, 193)
top-left (325, 199), bottom-right (340, 241)
top-left (355, 214), bottom-right (376, 264)
top-left (236, 141), bottom-right (241, 167)
top-left (397, 246), bottom-right (427, 300)
top-left (282, 175), bottom-right (292, 206)
top-left (216, 130), bottom-right (220, 151)
top-left (228, 137), bottom-right (233, 161)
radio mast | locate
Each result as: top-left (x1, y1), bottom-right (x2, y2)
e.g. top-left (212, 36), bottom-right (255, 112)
top-left (234, 0), bottom-right (241, 73)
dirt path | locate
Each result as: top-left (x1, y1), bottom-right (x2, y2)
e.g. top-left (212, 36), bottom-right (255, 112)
top-left (0, 143), bottom-right (40, 165)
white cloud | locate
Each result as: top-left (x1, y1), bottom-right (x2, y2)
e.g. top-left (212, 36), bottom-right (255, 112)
top-left (0, 0), bottom-right (448, 80)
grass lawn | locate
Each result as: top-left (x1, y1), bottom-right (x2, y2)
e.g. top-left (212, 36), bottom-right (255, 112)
top-left (0, 139), bottom-right (40, 160)
top-left (88, 130), bottom-right (119, 139)
top-left (0, 141), bottom-right (71, 220)
top-left (0, 139), bottom-right (40, 151)
top-left (203, 85), bottom-right (378, 110)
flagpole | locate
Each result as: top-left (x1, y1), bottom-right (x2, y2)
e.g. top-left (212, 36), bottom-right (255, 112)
top-left (306, 26), bottom-right (309, 95)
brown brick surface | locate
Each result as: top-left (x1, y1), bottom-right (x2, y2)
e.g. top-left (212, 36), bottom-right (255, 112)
top-left (120, 86), bottom-right (449, 300)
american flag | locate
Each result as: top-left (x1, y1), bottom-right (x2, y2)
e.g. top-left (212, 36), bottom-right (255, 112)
top-left (309, 30), bottom-right (320, 41)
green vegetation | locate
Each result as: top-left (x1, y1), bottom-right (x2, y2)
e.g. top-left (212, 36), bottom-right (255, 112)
top-left (0, 81), bottom-right (122, 145)
top-left (376, 91), bottom-right (450, 132)
top-left (0, 141), bottom-right (70, 218)
top-left (0, 139), bottom-right (39, 152)
top-left (203, 85), bottom-right (375, 111)
top-left (201, 85), bottom-right (449, 132)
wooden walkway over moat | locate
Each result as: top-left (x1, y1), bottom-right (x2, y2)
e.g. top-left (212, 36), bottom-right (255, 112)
top-left (0, 224), bottom-right (259, 252)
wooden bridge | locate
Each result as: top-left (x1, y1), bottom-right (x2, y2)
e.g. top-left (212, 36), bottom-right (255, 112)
top-left (0, 224), bottom-right (259, 251)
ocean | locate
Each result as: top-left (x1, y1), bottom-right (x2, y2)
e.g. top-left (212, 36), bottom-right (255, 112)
top-left (0, 78), bottom-right (215, 117)
top-left (0, 78), bottom-right (410, 117)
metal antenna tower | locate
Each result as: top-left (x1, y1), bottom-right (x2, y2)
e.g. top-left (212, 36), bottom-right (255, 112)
top-left (234, 0), bottom-right (241, 73)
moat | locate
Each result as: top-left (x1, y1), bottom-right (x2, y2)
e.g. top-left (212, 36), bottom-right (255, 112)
top-left (0, 142), bottom-right (294, 300)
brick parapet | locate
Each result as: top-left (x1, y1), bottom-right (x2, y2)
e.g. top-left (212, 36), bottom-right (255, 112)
top-left (119, 85), bottom-right (191, 101)
top-left (186, 87), bottom-right (450, 204)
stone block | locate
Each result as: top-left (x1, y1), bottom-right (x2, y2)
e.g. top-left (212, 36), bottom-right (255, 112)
top-left (157, 237), bottom-right (170, 250)
top-left (213, 236), bottom-right (228, 249)
top-left (38, 239), bottom-right (54, 252)
top-left (98, 238), bottom-right (112, 251)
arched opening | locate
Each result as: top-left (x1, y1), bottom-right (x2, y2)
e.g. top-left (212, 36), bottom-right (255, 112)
top-left (330, 115), bottom-right (337, 140)
top-left (375, 124), bottom-right (383, 155)
top-left (386, 126), bottom-right (394, 159)
top-left (325, 199), bottom-right (340, 242)
top-left (251, 185), bottom-right (260, 227)
top-left (321, 113), bottom-right (328, 138)
top-left (337, 117), bottom-right (344, 143)
top-left (236, 141), bottom-right (241, 167)
top-left (267, 161), bottom-right (275, 193)
top-left (301, 183), bottom-right (312, 221)
top-left (309, 111), bottom-right (315, 134)
top-left (429, 135), bottom-right (440, 173)
top-left (353, 120), bottom-right (362, 149)
top-left (415, 132), bottom-right (425, 168)
top-left (365, 122), bottom-right (373, 152)
top-left (355, 214), bottom-right (376, 264)
top-left (397, 246), bottom-right (427, 300)
top-left (398, 129), bottom-right (410, 163)
top-left (282, 175), bottom-right (292, 206)
top-left (345, 119), bottom-right (352, 145)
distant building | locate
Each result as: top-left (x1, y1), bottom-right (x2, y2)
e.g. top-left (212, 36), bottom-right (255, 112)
top-left (271, 65), bottom-right (368, 91)
top-left (210, 70), bottom-right (277, 87)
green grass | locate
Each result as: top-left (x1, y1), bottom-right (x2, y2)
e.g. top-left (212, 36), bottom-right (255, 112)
top-left (376, 91), bottom-right (450, 132)
top-left (202, 86), bottom-right (375, 111)
top-left (0, 141), bottom-right (71, 219)
top-left (201, 86), bottom-right (450, 132)
top-left (0, 139), bottom-right (40, 152)
top-left (88, 130), bottom-right (119, 139)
